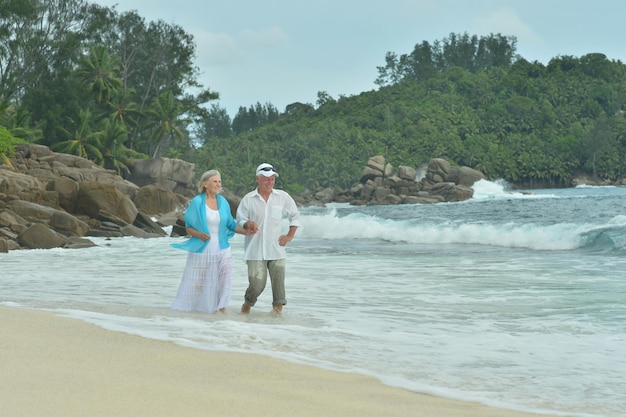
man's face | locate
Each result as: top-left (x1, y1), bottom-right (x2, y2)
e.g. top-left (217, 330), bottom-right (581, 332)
top-left (256, 174), bottom-right (276, 192)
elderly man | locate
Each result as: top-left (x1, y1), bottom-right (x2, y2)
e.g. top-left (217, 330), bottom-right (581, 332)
top-left (237, 163), bottom-right (301, 315)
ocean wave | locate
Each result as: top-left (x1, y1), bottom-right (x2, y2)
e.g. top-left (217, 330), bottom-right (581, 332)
top-left (471, 179), bottom-right (556, 200)
top-left (298, 210), bottom-right (626, 252)
top-left (578, 216), bottom-right (626, 253)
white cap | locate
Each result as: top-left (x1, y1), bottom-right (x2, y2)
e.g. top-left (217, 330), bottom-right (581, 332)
top-left (256, 163), bottom-right (279, 177)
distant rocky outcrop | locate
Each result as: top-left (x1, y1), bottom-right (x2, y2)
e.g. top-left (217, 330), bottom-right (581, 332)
top-left (294, 156), bottom-right (484, 206)
top-left (571, 174), bottom-right (626, 187)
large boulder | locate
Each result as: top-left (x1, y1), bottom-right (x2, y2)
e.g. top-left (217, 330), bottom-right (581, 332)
top-left (15, 143), bottom-right (54, 160)
top-left (133, 184), bottom-right (186, 215)
top-left (1, 145), bottom-right (201, 249)
top-left (6, 200), bottom-right (90, 237)
top-left (359, 155), bottom-right (394, 183)
top-left (8, 143), bottom-right (140, 198)
top-left (220, 188), bottom-right (241, 219)
top-left (75, 181), bottom-right (138, 224)
top-left (426, 158), bottom-right (452, 183)
top-left (41, 152), bottom-right (97, 170)
top-left (0, 169), bottom-right (45, 196)
top-left (0, 208), bottom-right (28, 228)
top-left (65, 236), bottom-right (97, 249)
top-left (429, 182), bottom-right (474, 202)
top-left (133, 212), bottom-right (167, 236)
top-left (17, 223), bottom-right (70, 249)
top-left (0, 206), bottom-right (27, 242)
top-left (450, 166), bottom-right (485, 187)
top-left (128, 158), bottom-right (195, 196)
top-left (398, 166), bottom-right (417, 181)
top-left (48, 162), bottom-right (139, 197)
top-left (314, 187), bottom-right (335, 204)
top-left (46, 177), bottom-right (79, 212)
top-left (426, 158), bottom-right (484, 187)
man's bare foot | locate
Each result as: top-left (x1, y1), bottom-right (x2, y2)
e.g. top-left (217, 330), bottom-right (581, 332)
top-left (271, 305), bottom-right (283, 316)
top-left (241, 303), bottom-right (251, 314)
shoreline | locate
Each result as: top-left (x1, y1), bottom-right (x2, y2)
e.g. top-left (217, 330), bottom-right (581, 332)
top-left (1, 305), bottom-right (564, 417)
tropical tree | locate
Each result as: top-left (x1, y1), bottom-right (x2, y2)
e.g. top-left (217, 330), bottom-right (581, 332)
top-left (142, 91), bottom-right (187, 158)
top-left (375, 32), bottom-right (518, 86)
top-left (0, 124), bottom-right (23, 168)
top-left (76, 45), bottom-right (123, 105)
top-left (232, 102), bottom-right (279, 134)
top-left (105, 88), bottom-right (142, 148)
top-left (195, 103), bottom-right (232, 145)
top-left (52, 109), bottom-right (102, 160)
top-left (96, 118), bottom-right (145, 175)
top-left (0, 0), bottom-right (94, 103)
top-left (0, 101), bottom-right (41, 142)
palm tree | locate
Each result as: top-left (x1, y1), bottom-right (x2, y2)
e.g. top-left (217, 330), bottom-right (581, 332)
top-left (97, 118), bottom-right (147, 177)
top-left (107, 88), bottom-right (141, 128)
top-left (52, 109), bottom-right (102, 161)
top-left (105, 89), bottom-right (142, 150)
top-left (77, 46), bottom-right (123, 105)
top-left (0, 101), bottom-right (40, 169)
top-left (143, 91), bottom-right (188, 158)
top-left (97, 118), bottom-right (129, 174)
top-left (0, 125), bottom-right (19, 169)
top-left (0, 101), bottom-right (42, 142)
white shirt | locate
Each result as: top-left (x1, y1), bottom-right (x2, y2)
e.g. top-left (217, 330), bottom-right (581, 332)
top-left (236, 188), bottom-right (301, 261)
top-left (205, 205), bottom-right (221, 251)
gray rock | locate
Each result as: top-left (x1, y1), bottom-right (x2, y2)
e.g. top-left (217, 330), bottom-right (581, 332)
top-left (75, 181), bottom-right (138, 224)
top-left (133, 183), bottom-right (184, 215)
top-left (128, 158), bottom-right (195, 196)
top-left (17, 223), bottom-right (69, 249)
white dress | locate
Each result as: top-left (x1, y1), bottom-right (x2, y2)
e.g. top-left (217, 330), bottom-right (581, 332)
top-left (171, 205), bottom-right (232, 313)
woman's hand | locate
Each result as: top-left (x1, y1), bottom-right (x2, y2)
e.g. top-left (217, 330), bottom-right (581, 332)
top-left (243, 221), bottom-right (259, 235)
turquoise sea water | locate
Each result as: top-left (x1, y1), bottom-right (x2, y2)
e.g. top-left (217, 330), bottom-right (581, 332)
top-left (2, 180), bottom-right (625, 417)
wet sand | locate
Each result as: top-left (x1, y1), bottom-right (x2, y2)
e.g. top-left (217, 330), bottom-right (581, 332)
top-left (1, 306), bottom-right (562, 417)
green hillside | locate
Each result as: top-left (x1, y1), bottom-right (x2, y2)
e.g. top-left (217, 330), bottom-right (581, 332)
top-left (2, 2), bottom-right (625, 195)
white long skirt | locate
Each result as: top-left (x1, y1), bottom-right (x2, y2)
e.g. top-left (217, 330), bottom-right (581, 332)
top-left (170, 245), bottom-right (232, 313)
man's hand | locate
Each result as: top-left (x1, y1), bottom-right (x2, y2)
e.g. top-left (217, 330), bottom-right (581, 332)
top-left (278, 235), bottom-right (293, 247)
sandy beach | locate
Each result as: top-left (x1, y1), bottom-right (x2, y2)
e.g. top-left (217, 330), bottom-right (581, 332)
top-left (1, 306), bottom-right (562, 417)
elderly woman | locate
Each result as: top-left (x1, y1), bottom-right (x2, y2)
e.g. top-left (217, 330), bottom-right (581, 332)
top-left (171, 170), bottom-right (247, 313)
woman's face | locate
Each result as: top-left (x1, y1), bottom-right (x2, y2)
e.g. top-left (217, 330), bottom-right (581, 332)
top-left (204, 175), bottom-right (221, 194)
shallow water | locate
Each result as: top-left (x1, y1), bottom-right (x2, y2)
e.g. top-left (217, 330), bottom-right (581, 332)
top-left (2, 181), bottom-right (625, 417)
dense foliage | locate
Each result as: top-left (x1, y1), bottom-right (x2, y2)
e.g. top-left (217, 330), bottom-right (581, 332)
top-left (0, 0), bottom-right (214, 175)
top-left (2, 1), bottom-right (626, 194)
top-left (199, 35), bottom-right (626, 194)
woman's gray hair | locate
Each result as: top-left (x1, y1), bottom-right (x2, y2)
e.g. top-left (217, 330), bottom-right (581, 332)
top-left (197, 169), bottom-right (221, 193)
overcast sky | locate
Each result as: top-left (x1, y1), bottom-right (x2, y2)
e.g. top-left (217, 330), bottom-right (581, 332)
top-left (93, 0), bottom-right (626, 117)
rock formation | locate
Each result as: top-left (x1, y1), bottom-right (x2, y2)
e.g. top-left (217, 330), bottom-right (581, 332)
top-left (1, 144), bottom-right (486, 252)
top-left (0, 144), bottom-right (193, 251)
top-left (294, 156), bottom-right (484, 206)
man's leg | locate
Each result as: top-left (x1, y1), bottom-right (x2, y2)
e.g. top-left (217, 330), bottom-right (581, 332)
top-left (241, 260), bottom-right (268, 313)
top-left (267, 259), bottom-right (286, 314)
